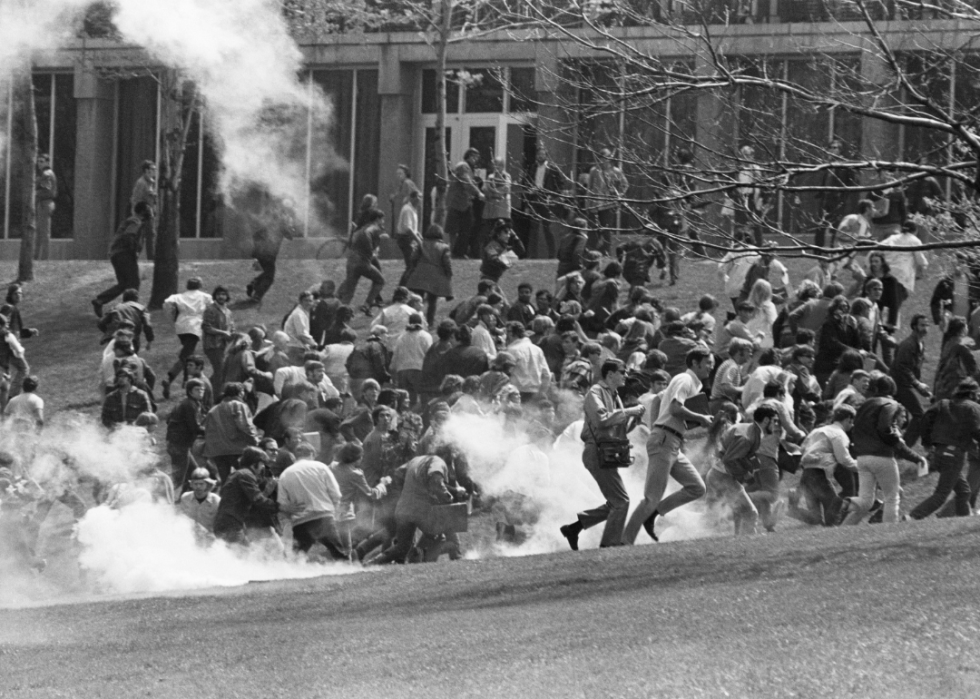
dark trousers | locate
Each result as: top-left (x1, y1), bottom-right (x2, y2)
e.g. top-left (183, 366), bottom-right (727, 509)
top-left (527, 199), bottom-right (557, 258)
top-left (292, 516), bottom-right (349, 559)
top-left (95, 253), bottom-right (140, 305)
top-left (167, 334), bottom-right (199, 382)
top-left (834, 464), bottom-right (858, 498)
top-left (894, 384), bottom-right (925, 447)
top-left (745, 457), bottom-right (780, 530)
top-left (448, 207), bottom-right (478, 258)
top-left (799, 468), bottom-right (845, 526)
top-left (576, 443), bottom-right (629, 547)
top-left (338, 257), bottom-right (385, 307)
top-left (371, 514), bottom-right (420, 564)
top-left (168, 443), bottom-right (195, 494)
top-left (396, 235), bottom-right (415, 286)
top-left (205, 347), bottom-right (226, 386)
top-left (211, 454), bottom-right (240, 484)
top-left (250, 254), bottom-right (277, 300)
top-left (910, 447), bottom-right (972, 519)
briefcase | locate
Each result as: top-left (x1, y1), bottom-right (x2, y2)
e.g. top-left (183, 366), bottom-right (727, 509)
top-left (427, 500), bottom-right (470, 534)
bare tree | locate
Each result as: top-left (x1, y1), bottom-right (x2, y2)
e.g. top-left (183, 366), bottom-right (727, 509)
top-left (486, 0), bottom-right (980, 262)
top-left (10, 69), bottom-right (37, 283)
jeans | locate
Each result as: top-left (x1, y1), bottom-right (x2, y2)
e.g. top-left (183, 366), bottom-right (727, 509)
top-left (168, 443), bottom-right (195, 494)
top-left (205, 347), bottom-right (226, 386)
top-left (843, 455), bottom-right (900, 524)
top-left (705, 468), bottom-right (758, 535)
top-left (910, 447), bottom-right (971, 519)
top-left (338, 256), bottom-right (385, 307)
top-left (622, 427), bottom-right (706, 544)
top-left (576, 442), bottom-right (630, 547)
top-left (95, 253), bottom-right (141, 305)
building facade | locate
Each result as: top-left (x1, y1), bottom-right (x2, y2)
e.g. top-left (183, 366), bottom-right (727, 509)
top-left (0, 18), bottom-right (974, 260)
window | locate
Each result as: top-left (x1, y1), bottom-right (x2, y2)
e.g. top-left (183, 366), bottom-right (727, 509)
top-left (422, 67), bottom-right (536, 114)
top-left (0, 72), bottom-right (76, 239)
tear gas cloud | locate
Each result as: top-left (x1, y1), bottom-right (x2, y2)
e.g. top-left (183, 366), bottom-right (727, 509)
top-left (0, 413), bottom-right (356, 609)
top-left (0, 0), bottom-right (343, 234)
top-left (441, 405), bottom-right (720, 557)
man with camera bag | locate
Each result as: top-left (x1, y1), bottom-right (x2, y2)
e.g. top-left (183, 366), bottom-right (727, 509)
top-left (560, 359), bottom-right (644, 550)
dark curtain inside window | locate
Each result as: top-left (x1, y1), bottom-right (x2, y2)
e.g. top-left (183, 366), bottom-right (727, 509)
top-left (115, 76), bottom-right (158, 230)
top-left (310, 70), bottom-right (353, 236)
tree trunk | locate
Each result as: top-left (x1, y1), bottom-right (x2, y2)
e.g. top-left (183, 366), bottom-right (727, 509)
top-left (432, 0), bottom-right (452, 229)
top-left (11, 69), bottom-right (37, 282)
top-left (149, 71), bottom-right (192, 309)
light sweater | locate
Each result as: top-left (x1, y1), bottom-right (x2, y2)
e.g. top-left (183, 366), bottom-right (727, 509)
top-left (277, 459), bottom-right (342, 525)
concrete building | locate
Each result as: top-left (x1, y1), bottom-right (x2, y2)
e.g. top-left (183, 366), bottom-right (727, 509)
top-left (0, 15), bottom-right (974, 260)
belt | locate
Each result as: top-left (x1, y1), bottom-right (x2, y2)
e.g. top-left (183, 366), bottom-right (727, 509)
top-left (654, 424), bottom-right (684, 440)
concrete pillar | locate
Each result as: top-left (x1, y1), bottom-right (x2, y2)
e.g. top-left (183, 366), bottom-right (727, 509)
top-left (377, 45), bottom-right (415, 259)
top-left (535, 51), bottom-right (575, 177)
top-left (72, 64), bottom-right (115, 259)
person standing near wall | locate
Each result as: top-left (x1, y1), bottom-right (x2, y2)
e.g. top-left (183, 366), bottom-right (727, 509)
top-left (448, 148), bottom-right (485, 259)
top-left (34, 153), bottom-right (57, 261)
top-left (586, 148), bottom-right (628, 255)
top-left (129, 160), bottom-right (158, 261)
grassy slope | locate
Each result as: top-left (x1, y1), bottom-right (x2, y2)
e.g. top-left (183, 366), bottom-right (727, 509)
top-left (3, 518), bottom-right (980, 698)
top-left (0, 252), bottom-right (968, 697)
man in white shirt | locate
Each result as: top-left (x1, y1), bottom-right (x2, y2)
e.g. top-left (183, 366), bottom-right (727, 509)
top-left (283, 291), bottom-right (317, 364)
top-left (161, 277), bottom-right (212, 398)
top-left (790, 405), bottom-right (858, 526)
top-left (391, 313), bottom-right (432, 407)
top-left (396, 191), bottom-right (423, 283)
top-left (3, 374), bottom-right (43, 429)
top-left (504, 321), bottom-right (551, 401)
top-left (471, 304), bottom-right (499, 359)
top-left (882, 226), bottom-right (928, 323)
top-left (373, 286), bottom-right (418, 350)
top-left (622, 346), bottom-right (714, 544)
top-left (277, 443), bottom-right (347, 559)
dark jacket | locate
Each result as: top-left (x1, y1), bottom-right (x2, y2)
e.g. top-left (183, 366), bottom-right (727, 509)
top-left (97, 300), bottom-right (154, 347)
top-left (101, 387), bottom-right (153, 428)
top-left (212, 469), bottom-right (280, 533)
top-left (346, 337), bottom-right (390, 383)
top-left (166, 398), bottom-right (205, 450)
top-left (921, 398), bottom-right (980, 450)
top-left (934, 338), bottom-right (979, 401)
top-left (814, 316), bottom-right (862, 377)
top-left (851, 396), bottom-right (918, 460)
top-left (891, 334), bottom-right (925, 391)
top-left (311, 297), bottom-right (341, 346)
top-left (440, 344), bottom-right (489, 379)
top-left (405, 239), bottom-right (453, 298)
top-left (719, 422), bottom-right (763, 482)
top-left (107, 216), bottom-right (145, 258)
top-left (556, 231), bottom-right (588, 277)
top-left (394, 455), bottom-right (454, 525)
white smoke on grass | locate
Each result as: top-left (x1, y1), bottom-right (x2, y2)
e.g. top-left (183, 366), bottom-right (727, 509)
top-left (441, 411), bottom-right (725, 557)
top-left (0, 413), bottom-right (358, 607)
top-left (77, 502), bottom-right (352, 595)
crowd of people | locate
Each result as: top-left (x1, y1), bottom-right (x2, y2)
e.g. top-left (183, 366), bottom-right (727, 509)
top-left (1, 147), bottom-right (975, 576)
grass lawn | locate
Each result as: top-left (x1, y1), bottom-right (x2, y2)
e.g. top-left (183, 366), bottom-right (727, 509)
top-left (2, 517), bottom-right (980, 698)
top-left (0, 249), bottom-right (973, 697)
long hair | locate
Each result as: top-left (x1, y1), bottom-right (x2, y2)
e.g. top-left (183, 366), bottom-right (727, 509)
top-left (748, 279), bottom-right (772, 308)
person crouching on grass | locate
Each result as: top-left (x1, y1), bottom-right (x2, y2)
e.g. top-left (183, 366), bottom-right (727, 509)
top-left (704, 404), bottom-right (779, 536)
top-left (212, 447), bottom-right (298, 547)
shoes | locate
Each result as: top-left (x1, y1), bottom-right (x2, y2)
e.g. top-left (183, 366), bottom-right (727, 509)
top-left (787, 488), bottom-right (801, 510)
top-left (91, 299), bottom-right (103, 318)
top-left (560, 523), bottom-right (580, 551)
top-left (161, 379), bottom-right (171, 400)
top-left (642, 513), bottom-right (659, 542)
top-left (360, 304), bottom-right (372, 316)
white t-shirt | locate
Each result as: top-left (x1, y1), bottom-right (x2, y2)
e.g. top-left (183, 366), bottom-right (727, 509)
top-left (654, 369), bottom-right (702, 433)
top-left (163, 290), bottom-right (212, 337)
